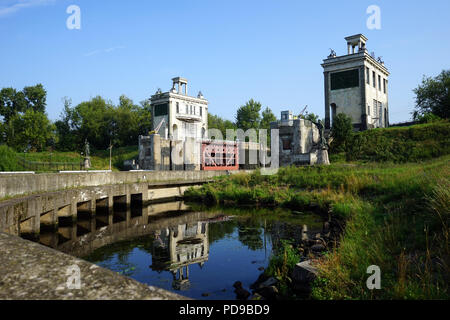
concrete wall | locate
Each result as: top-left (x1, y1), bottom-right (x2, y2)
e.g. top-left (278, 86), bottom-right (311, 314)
top-left (322, 50), bottom-right (389, 130)
top-left (272, 118), bottom-right (320, 167)
top-left (0, 170), bottom-right (228, 200)
top-left (364, 60), bottom-right (389, 128)
top-left (139, 134), bottom-right (269, 171)
top-left (0, 180), bottom-right (211, 236)
top-left (0, 232), bottom-right (185, 300)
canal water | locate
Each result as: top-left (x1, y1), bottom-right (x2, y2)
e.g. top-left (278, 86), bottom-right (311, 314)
top-left (36, 201), bottom-right (323, 300)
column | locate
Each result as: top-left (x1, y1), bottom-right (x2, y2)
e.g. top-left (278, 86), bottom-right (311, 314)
top-left (324, 72), bottom-right (330, 129)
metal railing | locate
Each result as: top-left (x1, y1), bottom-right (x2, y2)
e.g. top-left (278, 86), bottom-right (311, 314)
top-left (17, 157), bottom-right (82, 172)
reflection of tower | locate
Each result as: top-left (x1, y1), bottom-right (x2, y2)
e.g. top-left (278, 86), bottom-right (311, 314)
top-left (150, 221), bottom-right (209, 291)
top-left (150, 228), bottom-right (171, 271)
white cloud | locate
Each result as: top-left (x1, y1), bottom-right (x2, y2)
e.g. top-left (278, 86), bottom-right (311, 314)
top-left (0, 0), bottom-right (56, 17)
top-left (84, 46), bottom-right (126, 57)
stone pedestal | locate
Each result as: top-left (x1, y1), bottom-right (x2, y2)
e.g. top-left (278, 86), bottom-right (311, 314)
top-left (83, 157), bottom-right (91, 169)
top-left (316, 149), bottom-right (330, 165)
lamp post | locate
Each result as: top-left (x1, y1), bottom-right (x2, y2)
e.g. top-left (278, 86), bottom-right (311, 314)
top-left (109, 142), bottom-right (112, 171)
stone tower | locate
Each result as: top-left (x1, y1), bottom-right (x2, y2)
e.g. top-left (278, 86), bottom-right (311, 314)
top-left (322, 34), bottom-right (390, 131)
top-left (150, 77), bottom-right (208, 141)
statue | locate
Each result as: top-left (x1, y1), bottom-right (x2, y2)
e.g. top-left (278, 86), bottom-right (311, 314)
top-left (83, 139), bottom-right (91, 169)
top-left (311, 119), bottom-right (328, 150)
top-left (84, 139), bottom-right (90, 157)
top-left (328, 48), bottom-right (337, 58)
top-left (310, 119), bottom-right (330, 165)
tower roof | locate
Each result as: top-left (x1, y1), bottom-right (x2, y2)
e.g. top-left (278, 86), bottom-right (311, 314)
top-left (345, 34), bottom-right (368, 43)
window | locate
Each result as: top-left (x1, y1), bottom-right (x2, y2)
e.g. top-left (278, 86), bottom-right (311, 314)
top-left (282, 139), bottom-right (291, 150)
top-left (368, 104), bottom-right (371, 116)
top-left (176, 102), bottom-right (179, 113)
top-left (379, 103), bottom-right (383, 127)
top-left (190, 105), bottom-right (193, 114)
top-left (330, 69), bottom-right (359, 90)
top-left (366, 68), bottom-right (370, 84)
top-left (185, 105), bottom-right (188, 114)
top-left (373, 99), bottom-right (377, 117)
top-left (200, 107), bottom-right (202, 116)
top-left (154, 103), bottom-right (168, 117)
top-left (378, 75), bottom-right (381, 91)
top-left (383, 79), bottom-right (387, 94)
top-left (372, 71), bottom-right (376, 88)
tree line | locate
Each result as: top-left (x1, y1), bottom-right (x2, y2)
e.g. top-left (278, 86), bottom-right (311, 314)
top-left (0, 85), bottom-right (295, 153)
top-left (209, 98), bottom-right (320, 139)
top-left (0, 84), bottom-right (152, 153)
top-left (2, 69), bottom-right (446, 154)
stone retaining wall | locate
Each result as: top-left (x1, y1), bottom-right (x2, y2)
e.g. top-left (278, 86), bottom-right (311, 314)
top-left (0, 170), bottom-right (229, 199)
top-left (0, 232), bottom-right (186, 300)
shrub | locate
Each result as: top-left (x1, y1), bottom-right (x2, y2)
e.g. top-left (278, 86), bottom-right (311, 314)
top-left (0, 145), bottom-right (22, 171)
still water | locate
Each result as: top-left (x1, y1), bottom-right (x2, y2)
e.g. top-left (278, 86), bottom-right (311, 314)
top-left (37, 201), bottom-right (322, 300)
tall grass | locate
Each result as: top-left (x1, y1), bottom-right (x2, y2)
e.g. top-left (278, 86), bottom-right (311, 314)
top-left (186, 156), bottom-right (450, 299)
top-left (345, 121), bottom-right (450, 163)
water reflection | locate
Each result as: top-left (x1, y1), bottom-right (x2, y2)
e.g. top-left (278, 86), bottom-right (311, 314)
top-left (34, 201), bottom-right (322, 300)
top-left (151, 220), bottom-right (210, 291)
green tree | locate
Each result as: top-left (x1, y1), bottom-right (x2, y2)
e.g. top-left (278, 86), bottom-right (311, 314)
top-left (54, 97), bottom-right (78, 151)
top-left (260, 107), bottom-right (276, 130)
top-left (23, 84), bottom-right (47, 113)
top-left (6, 109), bottom-right (55, 152)
top-left (68, 96), bottom-right (115, 150)
top-left (236, 99), bottom-right (262, 131)
top-left (112, 95), bottom-right (152, 146)
top-left (413, 69), bottom-right (450, 120)
top-left (0, 84), bottom-right (47, 124)
top-left (330, 113), bottom-right (353, 154)
top-left (56, 95), bottom-right (152, 151)
top-left (208, 113), bottom-right (236, 138)
top-left (259, 107), bottom-right (276, 144)
top-left (0, 87), bottom-right (27, 123)
top-left (301, 112), bottom-right (320, 123)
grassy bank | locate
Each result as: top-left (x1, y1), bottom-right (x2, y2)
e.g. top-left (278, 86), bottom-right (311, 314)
top-left (332, 121), bottom-right (450, 163)
top-left (184, 156), bottom-right (449, 299)
top-left (0, 145), bottom-right (138, 172)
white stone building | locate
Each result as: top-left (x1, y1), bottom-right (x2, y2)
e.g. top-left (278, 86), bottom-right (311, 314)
top-left (150, 77), bottom-right (208, 140)
top-left (270, 111), bottom-right (330, 166)
top-left (322, 34), bottom-right (390, 131)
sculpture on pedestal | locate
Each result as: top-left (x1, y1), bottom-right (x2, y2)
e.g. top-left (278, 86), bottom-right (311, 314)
top-left (83, 139), bottom-right (91, 169)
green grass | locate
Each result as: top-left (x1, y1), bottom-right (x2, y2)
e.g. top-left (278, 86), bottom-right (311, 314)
top-left (0, 145), bottom-right (138, 172)
top-left (341, 120), bottom-right (450, 163)
top-left (185, 156), bottom-right (450, 299)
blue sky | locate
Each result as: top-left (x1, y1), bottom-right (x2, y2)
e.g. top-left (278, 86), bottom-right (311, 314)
top-left (1, 0), bottom-right (449, 123)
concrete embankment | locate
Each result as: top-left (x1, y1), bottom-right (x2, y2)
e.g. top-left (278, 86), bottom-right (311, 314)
top-left (0, 171), bottom-right (234, 300)
top-left (0, 232), bottom-right (185, 300)
top-left (0, 170), bottom-right (230, 200)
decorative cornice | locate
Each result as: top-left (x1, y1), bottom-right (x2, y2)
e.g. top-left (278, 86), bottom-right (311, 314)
top-left (151, 92), bottom-right (208, 105)
top-left (322, 51), bottom-right (389, 76)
